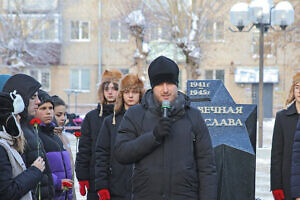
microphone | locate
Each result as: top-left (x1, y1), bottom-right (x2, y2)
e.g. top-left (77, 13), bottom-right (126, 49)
top-left (161, 100), bottom-right (171, 118)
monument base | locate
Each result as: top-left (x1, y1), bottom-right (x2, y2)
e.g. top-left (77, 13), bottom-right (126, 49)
top-left (215, 144), bottom-right (255, 200)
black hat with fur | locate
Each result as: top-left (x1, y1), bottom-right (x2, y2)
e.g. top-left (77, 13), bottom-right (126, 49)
top-left (98, 69), bottom-right (123, 105)
top-left (112, 74), bottom-right (144, 124)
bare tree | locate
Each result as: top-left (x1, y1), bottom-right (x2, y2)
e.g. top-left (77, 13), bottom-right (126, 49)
top-left (143, 0), bottom-right (225, 80)
top-left (125, 9), bottom-right (150, 80)
top-left (113, 0), bottom-right (150, 81)
top-left (0, 0), bottom-right (61, 74)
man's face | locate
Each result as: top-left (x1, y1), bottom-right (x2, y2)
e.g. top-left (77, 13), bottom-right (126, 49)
top-left (35, 102), bottom-right (54, 124)
top-left (28, 92), bottom-right (41, 117)
top-left (123, 88), bottom-right (140, 110)
top-left (103, 82), bottom-right (118, 104)
top-left (153, 82), bottom-right (178, 104)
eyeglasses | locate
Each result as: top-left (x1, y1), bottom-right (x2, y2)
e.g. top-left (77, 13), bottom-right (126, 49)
top-left (103, 82), bottom-right (118, 91)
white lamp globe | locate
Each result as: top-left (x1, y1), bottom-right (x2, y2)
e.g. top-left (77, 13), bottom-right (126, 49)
top-left (271, 1), bottom-right (294, 28)
top-left (230, 2), bottom-right (250, 30)
top-left (249, 0), bottom-right (272, 24)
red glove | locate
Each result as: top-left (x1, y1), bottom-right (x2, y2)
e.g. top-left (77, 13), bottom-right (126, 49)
top-left (97, 189), bottom-right (110, 200)
top-left (272, 189), bottom-right (285, 200)
top-left (78, 180), bottom-right (90, 196)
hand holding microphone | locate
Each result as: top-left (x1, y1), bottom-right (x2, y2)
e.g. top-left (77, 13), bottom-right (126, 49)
top-left (153, 100), bottom-right (172, 141)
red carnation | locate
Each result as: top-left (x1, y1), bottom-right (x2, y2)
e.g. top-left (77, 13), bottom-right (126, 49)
top-left (74, 131), bottom-right (81, 138)
top-left (62, 181), bottom-right (73, 188)
top-left (30, 118), bottom-right (41, 126)
top-left (62, 180), bottom-right (73, 191)
top-left (30, 118), bottom-right (41, 129)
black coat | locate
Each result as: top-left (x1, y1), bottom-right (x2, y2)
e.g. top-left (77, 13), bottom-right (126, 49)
top-left (21, 120), bottom-right (55, 200)
top-left (2, 73), bottom-right (54, 199)
top-left (0, 145), bottom-right (42, 200)
top-left (114, 90), bottom-right (217, 200)
top-left (75, 103), bottom-right (114, 199)
top-left (95, 110), bottom-right (132, 200)
top-left (271, 102), bottom-right (298, 200)
top-left (291, 112), bottom-right (300, 198)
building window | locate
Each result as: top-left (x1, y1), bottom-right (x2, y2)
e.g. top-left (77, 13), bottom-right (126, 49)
top-left (3, 14), bottom-right (60, 42)
top-left (205, 69), bottom-right (224, 82)
top-left (110, 20), bottom-right (129, 41)
top-left (119, 68), bottom-right (129, 75)
top-left (148, 25), bottom-right (170, 41)
top-left (205, 70), bottom-right (213, 79)
top-left (3, 0), bottom-right (58, 11)
top-left (205, 20), bottom-right (224, 41)
top-left (30, 18), bottom-right (59, 42)
top-left (216, 70), bottom-right (225, 82)
top-left (71, 21), bottom-right (90, 41)
top-left (252, 31), bottom-right (273, 58)
top-left (71, 69), bottom-right (90, 91)
top-left (25, 69), bottom-right (51, 91)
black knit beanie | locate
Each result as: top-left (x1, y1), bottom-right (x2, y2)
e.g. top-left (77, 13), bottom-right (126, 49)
top-left (38, 89), bottom-right (54, 107)
top-left (148, 56), bottom-right (179, 88)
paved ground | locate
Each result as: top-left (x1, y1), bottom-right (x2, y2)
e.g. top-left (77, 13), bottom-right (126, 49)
top-left (68, 118), bottom-right (276, 200)
top-left (255, 119), bottom-right (275, 200)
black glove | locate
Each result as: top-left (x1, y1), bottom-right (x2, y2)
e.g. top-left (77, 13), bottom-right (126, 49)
top-left (153, 117), bottom-right (172, 141)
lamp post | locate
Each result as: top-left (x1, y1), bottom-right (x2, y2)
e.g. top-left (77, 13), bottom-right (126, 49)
top-left (64, 89), bottom-right (83, 114)
top-left (230, 0), bottom-right (294, 148)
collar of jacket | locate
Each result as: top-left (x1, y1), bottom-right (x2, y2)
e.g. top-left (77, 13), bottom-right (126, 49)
top-left (286, 101), bottom-right (297, 116)
top-left (116, 107), bottom-right (126, 116)
top-left (141, 89), bottom-right (190, 118)
top-left (97, 103), bottom-right (114, 116)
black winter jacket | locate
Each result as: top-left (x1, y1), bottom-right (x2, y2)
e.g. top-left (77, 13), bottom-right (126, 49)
top-left (291, 114), bottom-right (300, 198)
top-left (95, 110), bottom-right (132, 200)
top-left (75, 103), bottom-right (114, 196)
top-left (21, 120), bottom-right (55, 200)
top-left (271, 102), bottom-right (298, 200)
top-left (0, 145), bottom-right (42, 200)
top-left (2, 73), bottom-right (55, 199)
top-left (114, 90), bottom-right (217, 200)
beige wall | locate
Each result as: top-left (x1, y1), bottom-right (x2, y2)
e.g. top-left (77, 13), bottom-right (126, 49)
top-left (0, 0), bottom-right (299, 117)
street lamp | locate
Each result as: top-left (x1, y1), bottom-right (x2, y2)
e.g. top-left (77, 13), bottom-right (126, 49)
top-left (230, 0), bottom-right (294, 148)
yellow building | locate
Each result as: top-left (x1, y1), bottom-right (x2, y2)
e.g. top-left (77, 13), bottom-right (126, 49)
top-left (0, 0), bottom-right (299, 117)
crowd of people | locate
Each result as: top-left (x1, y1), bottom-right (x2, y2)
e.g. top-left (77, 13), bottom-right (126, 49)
top-left (1, 55), bottom-right (300, 200)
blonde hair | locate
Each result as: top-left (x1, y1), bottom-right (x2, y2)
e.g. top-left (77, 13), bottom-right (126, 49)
top-left (286, 72), bottom-right (300, 106)
top-left (13, 130), bottom-right (26, 154)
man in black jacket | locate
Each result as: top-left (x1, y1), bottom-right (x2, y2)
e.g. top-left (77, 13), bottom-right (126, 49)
top-left (114, 56), bottom-right (217, 200)
top-left (2, 74), bottom-right (55, 200)
top-left (76, 70), bottom-right (122, 199)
